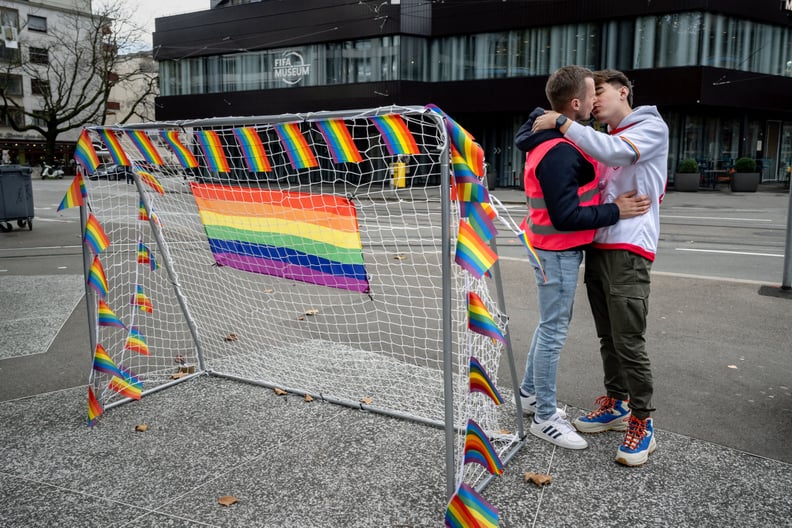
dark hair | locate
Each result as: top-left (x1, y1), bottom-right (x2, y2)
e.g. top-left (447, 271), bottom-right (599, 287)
top-left (545, 65), bottom-right (593, 112)
top-left (593, 69), bottom-right (634, 107)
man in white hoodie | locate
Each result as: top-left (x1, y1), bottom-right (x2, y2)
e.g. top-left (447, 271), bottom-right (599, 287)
top-left (532, 69), bottom-right (669, 466)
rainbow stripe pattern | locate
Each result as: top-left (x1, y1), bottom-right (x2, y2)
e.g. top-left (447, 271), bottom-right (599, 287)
top-left (88, 255), bottom-right (108, 298)
top-left (124, 326), bottom-right (150, 356)
top-left (75, 130), bottom-right (100, 173)
top-left (134, 167), bottom-right (165, 195)
top-left (274, 123), bottom-right (318, 169)
top-left (97, 299), bottom-right (125, 329)
top-left (369, 114), bottom-right (420, 156)
top-left (131, 284), bottom-right (153, 313)
top-left (427, 104), bottom-right (484, 177)
top-left (468, 356), bottom-right (504, 405)
top-left (191, 182), bottom-right (370, 294)
top-left (98, 129), bottom-right (131, 166)
top-left (160, 130), bottom-right (199, 168)
top-left (444, 482), bottom-right (499, 528)
top-left (84, 214), bottom-right (110, 254)
top-left (468, 292), bottom-right (506, 345)
top-left (57, 171), bottom-right (86, 211)
top-left (518, 217), bottom-right (546, 282)
top-left (138, 200), bottom-right (160, 226)
top-left (195, 129), bottom-right (231, 173)
top-left (92, 344), bottom-right (122, 378)
top-left (137, 242), bottom-right (158, 271)
top-left (126, 130), bottom-right (164, 165)
top-left (87, 386), bottom-right (103, 427)
top-left (108, 375), bottom-right (142, 400)
top-left (315, 119), bottom-right (363, 164)
top-left (455, 220), bottom-right (497, 279)
top-left (463, 419), bottom-right (504, 475)
top-left (466, 202), bottom-right (497, 242)
top-left (233, 127), bottom-right (272, 173)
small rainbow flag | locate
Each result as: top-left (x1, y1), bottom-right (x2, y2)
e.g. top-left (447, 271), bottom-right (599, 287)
top-left (427, 104), bottom-right (484, 177)
top-left (463, 419), bottom-right (504, 475)
top-left (455, 221), bottom-right (497, 279)
top-left (57, 170), bottom-right (87, 211)
top-left (160, 130), bottom-right (199, 169)
top-left (117, 365), bottom-right (141, 387)
top-left (87, 255), bottom-right (108, 298)
top-left (369, 114), bottom-right (420, 156)
top-left (124, 326), bottom-right (150, 356)
top-left (84, 214), bottom-right (110, 254)
top-left (131, 284), bottom-right (153, 313)
top-left (469, 356), bottom-right (504, 405)
top-left (468, 292), bottom-right (506, 345)
top-left (233, 127), bottom-right (272, 173)
top-left (92, 344), bottom-right (122, 378)
top-left (134, 167), bottom-right (165, 195)
top-left (518, 217), bottom-right (546, 283)
top-left (75, 129), bottom-right (100, 173)
top-left (126, 130), bottom-right (164, 165)
top-left (137, 242), bottom-right (158, 271)
top-left (315, 119), bottom-right (363, 164)
top-left (466, 202), bottom-right (497, 243)
top-left (195, 129), bottom-right (230, 173)
top-left (87, 386), bottom-right (103, 427)
top-left (97, 299), bottom-right (125, 329)
top-left (98, 128), bottom-right (130, 166)
top-left (455, 173), bottom-right (489, 207)
top-left (108, 375), bottom-right (142, 400)
top-left (444, 482), bottom-right (499, 528)
top-left (138, 200), bottom-right (160, 225)
top-left (274, 123), bottom-right (318, 170)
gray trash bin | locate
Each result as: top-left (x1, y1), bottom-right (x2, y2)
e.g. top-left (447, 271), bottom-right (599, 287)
top-left (0, 165), bottom-right (34, 232)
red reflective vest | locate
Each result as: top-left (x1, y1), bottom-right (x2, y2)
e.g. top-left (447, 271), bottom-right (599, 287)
top-left (523, 137), bottom-right (601, 251)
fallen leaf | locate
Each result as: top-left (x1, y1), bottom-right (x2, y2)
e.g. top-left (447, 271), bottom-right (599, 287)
top-left (135, 424), bottom-right (149, 432)
top-left (274, 388), bottom-right (288, 396)
top-left (360, 397), bottom-right (373, 405)
top-left (224, 333), bottom-right (238, 342)
top-left (263, 289), bottom-right (274, 294)
top-left (178, 365), bottom-right (196, 374)
top-left (524, 472), bottom-right (552, 486)
top-left (393, 254), bottom-right (406, 260)
top-left (218, 495), bottom-right (238, 507)
top-left (304, 394), bottom-right (314, 402)
top-left (497, 429), bottom-right (512, 436)
top-left (297, 316), bottom-right (305, 321)
top-left (727, 365), bottom-right (738, 369)
top-left (170, 371), bottom-right (189, 380)
top-left (304, 309), bottom-right (319, 316)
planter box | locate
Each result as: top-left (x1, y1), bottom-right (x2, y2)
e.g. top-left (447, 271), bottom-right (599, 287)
top-left (730, 172), bottom-right (759, 192)
top-left (674, 172), bottom-right (700, 191)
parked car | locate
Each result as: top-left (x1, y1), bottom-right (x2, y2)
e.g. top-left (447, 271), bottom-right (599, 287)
top-left (88, 163), bottom-right (133, 181)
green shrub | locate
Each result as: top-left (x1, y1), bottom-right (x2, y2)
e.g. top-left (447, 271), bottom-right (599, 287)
top-left (734, 157), bottom-right (757, 172)
top-left (677, 158), bottom-right (699, 173)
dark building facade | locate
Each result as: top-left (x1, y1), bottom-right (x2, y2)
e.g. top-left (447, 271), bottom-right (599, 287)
top-left (153, 0), bottom-right (792, 187)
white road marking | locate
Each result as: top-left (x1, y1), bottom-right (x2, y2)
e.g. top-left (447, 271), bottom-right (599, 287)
top-left (675, 248), bottom-right (783, 258)
top-left (661, 215), bottom-right (771, 222)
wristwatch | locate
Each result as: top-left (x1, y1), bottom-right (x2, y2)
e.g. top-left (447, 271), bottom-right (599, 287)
top-left (555, 114), bottom-right (569, 131)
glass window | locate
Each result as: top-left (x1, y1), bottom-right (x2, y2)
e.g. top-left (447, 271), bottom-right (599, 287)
top-left (0, 107), bottom-right (22, 127)
top-left (0, 7), bottom-right (18, 29)
top-left (31, 78), bottom-right (49, 97)
top-left (0, 73), bottom-right (22, 96)
top-left (29, 46), bottom-right (48, 65)
top-left (28, 15), bottom-right (47, 33)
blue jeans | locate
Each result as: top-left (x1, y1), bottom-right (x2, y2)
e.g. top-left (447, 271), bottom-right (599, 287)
top-left (520, 248), bottom-right (583, 420)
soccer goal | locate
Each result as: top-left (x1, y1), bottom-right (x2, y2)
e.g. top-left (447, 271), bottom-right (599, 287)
top-left (77, 105), bottom-right (526, 496)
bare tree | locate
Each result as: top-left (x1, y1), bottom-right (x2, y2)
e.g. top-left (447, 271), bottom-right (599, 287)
top-left (0, 0), bottom-right (157, 164)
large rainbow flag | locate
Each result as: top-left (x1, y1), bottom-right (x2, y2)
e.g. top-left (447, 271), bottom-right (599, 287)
top-left (190, 183), bottom-right (370, 294)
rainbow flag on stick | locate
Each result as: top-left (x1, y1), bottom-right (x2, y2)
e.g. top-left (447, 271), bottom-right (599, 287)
top-left (315, 119), bottom-right (363, 164)
top-left (131, 284), bottom-right (153, 313)
top-left (134, 168), bottom-right (165, 195)
top-left (97, 299), bottom-right (125, 329)
top-left (160, 130), bottom-right (199, 169)
top-left (274, 123), bottom-right (318, 170)
top-left (98, 129), bottom-right (130, 166)
top-left (427, 104), bottom-right (485, 177)
top-left (195, 130), bottom-right (231, 173)
top-left (75, 130), bottom-right (100, 173)
top-left (455, 221), bottom-right (498, 279)
top-left (126, 130), bottom-right (164, 165)
top-left (87, 386), bottom-right (103, 427)
top-left (369, 114), bottom-right (420, 156)
top-left (191, 182), bottom-right (370, 294)
top-left (463, 419), bottom-right (504, 475)
top-left (469, 356), bottom-right (504, 405)
top-left (444, 482), bottom-right (499, 528)
top-left (87, 255), bottom-right (108, 298)
top-left (137, 242), bottom-right (158, 271)
top-left (233, 127), bottom-right (272, 173)
top-left (518, 217), bottom-right (546, 282)
top-left (84, 214), bottom-right (110, 254)
top-left (124, 326), bottom-right (150, 356)
top-left (92, 344), bottom-right (122, 378)
top-left (468, 292), bottom-right (506, 345)
top-left (138, 199), bottom-right (160, 225)
top-left (57, 170), bottom-right (86, 211)
top-left (108, 375), bottom-right (142, 400)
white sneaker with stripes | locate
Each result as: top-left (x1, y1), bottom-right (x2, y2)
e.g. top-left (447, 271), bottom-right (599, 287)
top-left (530, 411), bottom-right (588, 450)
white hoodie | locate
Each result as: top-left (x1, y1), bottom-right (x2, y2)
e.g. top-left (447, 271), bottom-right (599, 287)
top-left (564, 106), bottom-right (669, 260)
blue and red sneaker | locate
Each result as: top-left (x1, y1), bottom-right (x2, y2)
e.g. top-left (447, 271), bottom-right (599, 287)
top-left (615, 415), bottom-right (656, 466)
top-left (573, 396), bottom-right (630, 433)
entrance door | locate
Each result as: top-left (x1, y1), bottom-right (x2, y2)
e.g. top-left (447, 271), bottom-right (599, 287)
top-left (765, 121), bottom-right (780, 182)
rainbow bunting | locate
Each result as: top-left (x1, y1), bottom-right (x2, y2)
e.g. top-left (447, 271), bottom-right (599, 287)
top-left (87, 386), bottom-right (103, 427)
top-left (469, 356), bottom-right (504, 405)
top-left (518, 217), bottom-right (546, 282)
top-left (455, 173), bottom-right (489, 206)
top-left (369, 114), bottom-right (420, 156)
top-left (468, 292), bottom-right (506, 345)
top-left (463, 419), bottom-right (504, 475)
top-left (75, 129), bottom-right (100, 173)
top-left (274, 123), bottom-right (318, 170)
top-left (451, 144), bottom-right (479, 179)
top-left (195, 129), bottom-right (231, 173)
top-left (92, 344), bottom-right (122, 378)
top-left (98, 128), bottom-right (131, 166)
top-left (137, 242), bottom-right (158, 271)
top-left (117, 365), bottom-right (141, 387)
top-left (126, 130), bottom-right (164, 165)
top-left (97, 299), bottom-right (125, 329)
top-left (131, 284), bottom-right (153, 313)
top-left (315, 119), bottom-right (363, 164)
top-left (467, 202), bottom-right (498, 243)
top-left (427, 104), bottom-right (484, 177)
top-left (138, 200), bottom-right (160, 225)
top-left (160, 130), bottom-right (199, 169)
top-left (444, 482), bottom-right (499, 528)
top-left (57, 170), bottom-right (87, 211)
top-left (134, 167), bottom-right (165, 195)
top-left (455, 221), bottom-right (497, 279)
top-left (191, 182), bottom-right (370, 294)
top-left (124, 326), bottom-right (150, 355)
top-left (84, 214), bottom-right (110, 254)
top-left (87, 255), bottom-right (109, 298)
top-left (233, 127), bottom-right (272, 173)
top-left (108, 375), bottom-right (142, 400)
